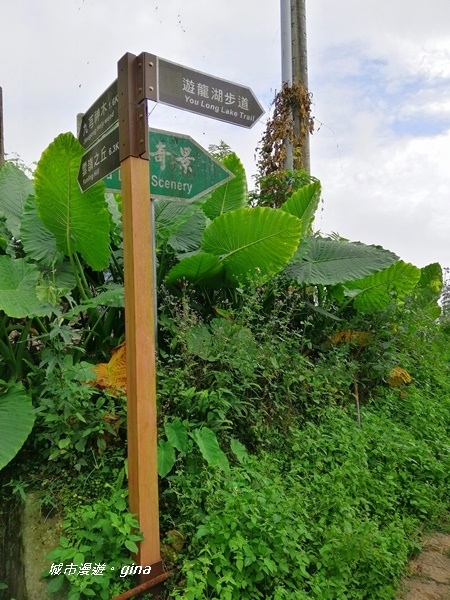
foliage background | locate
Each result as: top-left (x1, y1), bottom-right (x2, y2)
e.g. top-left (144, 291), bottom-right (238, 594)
top-left (0, 134), bottom-right (449, 599)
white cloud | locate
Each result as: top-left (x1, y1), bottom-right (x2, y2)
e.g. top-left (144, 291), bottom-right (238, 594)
top-left (301, 1), bottom-right (450, 268)
top-left (314, 129), bottom-right (450, 267)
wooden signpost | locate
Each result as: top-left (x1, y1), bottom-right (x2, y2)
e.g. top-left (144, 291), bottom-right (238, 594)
top-left (116, 52), bottom-right (161, 583)
top-left (78, 52), bottom-right (263, 589)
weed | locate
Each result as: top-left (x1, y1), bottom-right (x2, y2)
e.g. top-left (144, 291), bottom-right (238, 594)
top-left (43, 487), bottom-right (142, 600)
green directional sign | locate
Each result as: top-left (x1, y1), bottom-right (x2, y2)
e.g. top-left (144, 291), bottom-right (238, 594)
top-left (103, 128), bottom-right (233, 201)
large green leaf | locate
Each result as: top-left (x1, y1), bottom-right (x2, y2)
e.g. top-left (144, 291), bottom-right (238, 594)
top-left (157, 440), bottom-right (176, 478)
top-left (413, 262), bottom-right (443, 318)
top-left (202, 207), bottom-right (302, 284)
top-left (186, 324), bottom-right (217, 360)
top-left (0, 162), bottom-right (34, 238)
top-left (417, 263), bottom-right (442, 295)
top-left (230, 438), bottom-right (248, 464)
top-left (34, 133), bottom-right (111, 270)
top-left (280, 180), bottom-right (321, 236)
top-left (0, 256), bottom-right (50, 317)
top-left (168, 210), bottom-right (207, 253)
top-left (0, 217), bottom-right (8, 250)
top-left (0, 383), bottom-right (35, 471)
top-left (166, 252), bottom-right (225, 287)
top-left (185, 319), bottom-right (258, 378)
top-left (345, 260), bottom-right (421, 313)
top-left (20, 194), bottom-right (64, 267)
top-left (165, 419), bottom-right (188, 453)
top-left (105, 192), bottom-right (122, 244)
top-left (202, 153), bottom-right (247, 220)
top-left (285, 237), bottom-right (399, 285)
top-left (192, 427), bottom-right (229, 472)
top-left (36, 263), bottom-right (77, 306)
top-left (65, 284), bottom-right (125, 316)
top-left (155, 198), bottom-right (203, 247)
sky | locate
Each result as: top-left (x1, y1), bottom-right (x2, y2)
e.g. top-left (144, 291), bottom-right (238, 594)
top-left (1, 0), bottom-right (449, 269)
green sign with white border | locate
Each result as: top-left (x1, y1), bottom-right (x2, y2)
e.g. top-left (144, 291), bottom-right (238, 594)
top-left (104, 127), bottom-right (233, 201)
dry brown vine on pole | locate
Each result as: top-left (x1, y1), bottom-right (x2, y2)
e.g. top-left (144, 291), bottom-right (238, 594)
top-left (257, 81), bottom-right (314, 178)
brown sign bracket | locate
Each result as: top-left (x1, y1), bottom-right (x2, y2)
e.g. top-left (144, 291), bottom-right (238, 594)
top-left (118, 53), bottom-right (150, 161)
top-left (137, 52), bottom-right (158, 104)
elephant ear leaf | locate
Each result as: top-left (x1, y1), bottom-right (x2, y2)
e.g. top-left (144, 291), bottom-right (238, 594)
top-left (34, 133), bottom-right (111, 270)
top-left (155, 198), bottom-right (203, 246)
top-left (0, 162), bottom-right (34, 239)
top-left (202, 153), bottom-right (247, 220)
top-left (280, 180), bottom-right (321, 237)
top-left (0, 384), bottom-right (35, 471)
top-left (285, 237), bottom-right (399, 285)
top-left (413, 262), bottom-right (443, 318)
top-left (345, 261), bottom-right (421, 313)
top-left (167, 206), bottom-right (303, 289)
top-left (158, 440), bottom-right (176, 478)
top-left (168, 210), bottom-right (207, 253)
top-left (20, 194), bottom-right (64, 267)
top-left (201, 207), bottom-right (302, 285)
top-left (166, 253), bottom-right (225, 288)
top-left (417, 263), bottom-right (442, 295)
top-left (0, 256), bottom-right (50, 317)
top-left (192, 427), bottom-right (229, 473)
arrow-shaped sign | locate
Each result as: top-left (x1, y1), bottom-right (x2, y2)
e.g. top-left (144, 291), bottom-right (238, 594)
top-left (78, 53), bottom-right (264, 156)
top-left (78, 125), bottom-right (120, 192)
top-left (157, 56), bottom-right (264, 129)
top-left (78, 80), bottom-right (119, 149)
top-left (78, 127), bottom-right (234, 198)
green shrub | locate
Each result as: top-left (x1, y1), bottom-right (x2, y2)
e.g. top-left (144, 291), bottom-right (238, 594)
top-left (166, 458), bottom-right (312, 600)
top-left (30, 356), bottom-right (126, 472)
top-left (165, 382), bottom-right (450, 599)
top-left (43, 488), bottom-right (142, 600)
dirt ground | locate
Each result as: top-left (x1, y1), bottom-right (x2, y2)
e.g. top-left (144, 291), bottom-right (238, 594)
top-left (397, 533), bottom-right (450, 600)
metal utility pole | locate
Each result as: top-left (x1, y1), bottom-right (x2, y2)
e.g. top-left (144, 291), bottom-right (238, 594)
top-left (0, 87), bottom-right (5, 169)
top-left (280, 0), bottom-right (293, 170)
top-left (280, 0), bottom-right (311, 173)
top-left (291, 0), bottom-right (311, 173)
